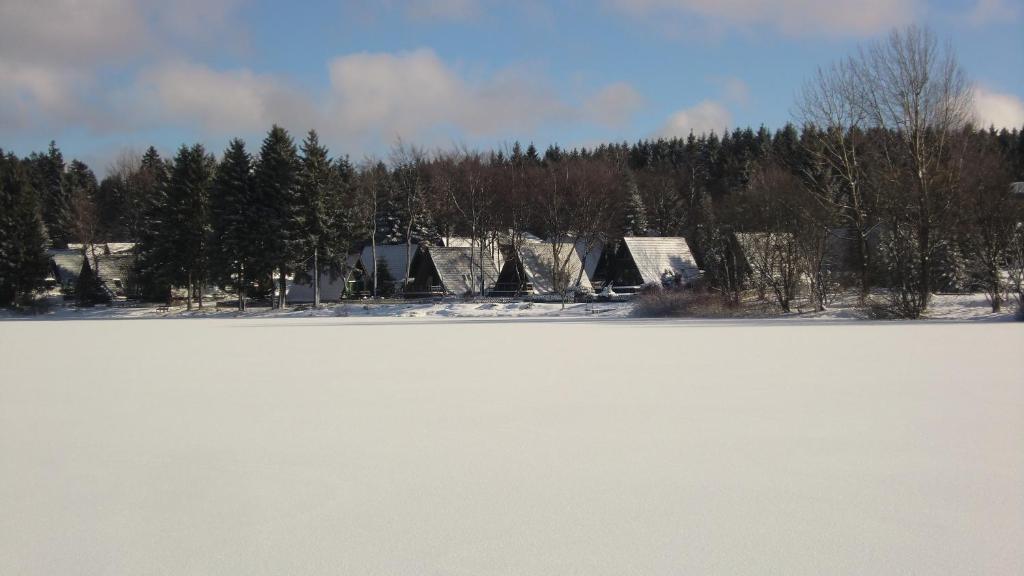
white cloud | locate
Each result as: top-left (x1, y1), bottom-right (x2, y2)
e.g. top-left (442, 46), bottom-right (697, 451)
top-left (716, 76), bottom-right (750, 106)
top-left (584, 83), bottom-right (645, 128)
top-left (607, 0), bottom-right (920, 37)
top-left (974, 87), bottom-right (1024, 129)
top-left (325, 49), bottom-right (568, 143)
top-left (81, 49), bottom-right (632, 152)
top-left (656, 100), bottom-right (731, 138)
top-left (130, 61), bottom-right (316, 135)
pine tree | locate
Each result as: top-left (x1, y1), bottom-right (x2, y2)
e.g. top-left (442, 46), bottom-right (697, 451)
top-left (134, 147), bottom-right (172, 301)
top-left (75, 255), bottom-right (110, 306)
top-left (0, 151), bottom-right (49, 307)
top-left (621, 170), bottom-right (648, 236)
top-left (63, 160), bottom-right (99, 258)
top-left (210, 139), bottom-right (256, 311)
top-left (28, 141), bottom-right (71, 248)
top-left (296, 130), bottom-right (349, 307)
top-left (165, 144), bottom-right (214, 310)
top-left (253, 125), bottom-right (301, 308)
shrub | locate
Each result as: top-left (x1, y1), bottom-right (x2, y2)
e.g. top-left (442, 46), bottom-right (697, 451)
top-left (631, 288), bottom-right (737, 318)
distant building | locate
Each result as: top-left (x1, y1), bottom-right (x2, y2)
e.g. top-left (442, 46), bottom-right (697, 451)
top-left (285, 253), bottom-right (361, 303)
top-left (492, 242), bottom-right (593, 296)
top-left (590, 237), bottom-right (700, 292)
top-left (48, 243), bottom-right (136, 298)
top-left (358, 244), bottom-right (419, 296)
top-left (408, 246), bottom-right (499, 296)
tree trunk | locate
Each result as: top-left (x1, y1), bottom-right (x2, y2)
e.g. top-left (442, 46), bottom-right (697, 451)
top-left (918, 224), bottom-right (931, 313)
top-left (238, 263), bottom-right (246, 312)
top-left (313, 246), bottom-right (320, 308)
top-left (270, 271), bottom-right (277, 309)
top-left (857, 230), bottom-right (871, 302)
top-left (278, 265), bottom-right (287, 309)
top-left (371, 239), bottom-right (378, 297)
top-left (186, 271), bottom-right (193, 311)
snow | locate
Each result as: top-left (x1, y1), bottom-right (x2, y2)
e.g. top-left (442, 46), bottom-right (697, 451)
top-left (1, 303), bottom-right (1022, 574)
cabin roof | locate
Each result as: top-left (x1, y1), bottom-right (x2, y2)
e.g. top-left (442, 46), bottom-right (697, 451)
top-left (426, 246), bottom-right (499, 295)
top-left (621, 236), bottom-right (700, 285)
top-left (575, 241), bottom-right (604, 282)
top-left (518, 242), bottom-right (593, 294)
top-left (359, 244), bottom-right (418, 282)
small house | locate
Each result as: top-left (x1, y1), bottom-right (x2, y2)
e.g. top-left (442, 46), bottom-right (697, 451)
top-left (407, 246), bottom-right (499, 296)
top-left (49, 243), bottom-right (137, 298)
top-left (594, 237), bottom-right (700, 292)
top-left (358, 244), bottom-right (419, 296)
top-left (492, 242), bottom-right (592, 296)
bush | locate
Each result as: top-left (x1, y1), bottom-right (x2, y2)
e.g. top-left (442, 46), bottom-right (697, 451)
top-left (631, 288), bottom-right (737, 318)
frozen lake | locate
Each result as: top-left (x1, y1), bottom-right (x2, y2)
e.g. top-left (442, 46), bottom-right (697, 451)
top-left (1, 317), bottom-right (1022, 574)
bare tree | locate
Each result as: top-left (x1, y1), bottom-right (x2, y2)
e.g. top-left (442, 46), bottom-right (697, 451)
top-left (797, 61), bottom-right (876, 299)
top-left (853, 26), bottom-right (974, 316)
top-left (390, 142), bottom-right (430, 295)
top-left (354, 160), bottom-right (386, 297)
top-left (534, 157), bottom-right (615, 306)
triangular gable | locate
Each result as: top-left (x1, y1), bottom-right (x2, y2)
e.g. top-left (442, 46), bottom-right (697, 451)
top-left (519, 242), bottom-right (593, 294)
top-left (621, 237), bottom-right (700, 285)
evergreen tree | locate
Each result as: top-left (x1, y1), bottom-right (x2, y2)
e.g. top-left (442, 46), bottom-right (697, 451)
top-left (134, 147), bottom-right (172, 301)
top-left (525, 143), bottom-right (540, 165)
top-left (0, 151), bottom-right (49, 307)
top-left (253, 125), bottom-right (301, 308)
top-left (621, 170), bottom-right (648, 236)
top-left (63, 159), bottom-right (99, 253)
top-left (296, 130), bottom-right (349, 307)
top-left (164, 144), bottom-right (214, 310)
top-left (210, 138), bottom-right (256, 311)
top-left (28, 141), bottom-right (70, 248)
top-left (75, 255), bottom-right (110, 306)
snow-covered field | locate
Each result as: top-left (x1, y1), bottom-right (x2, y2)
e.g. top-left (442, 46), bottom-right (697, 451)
top-left (1, 315), bottom-right (1021, 574)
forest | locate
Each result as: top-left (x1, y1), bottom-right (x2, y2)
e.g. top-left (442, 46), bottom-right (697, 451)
top-left (2, 27), bottom-right (1023, 318)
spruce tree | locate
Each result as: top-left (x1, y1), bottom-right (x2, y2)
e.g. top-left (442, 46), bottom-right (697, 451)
top-left (164, 144), bottom-right (214, 310)
top-left (134, 147), bottom-right (172, 301)
top-left (0, 151), bottom-right (49, 307)
top-left (210, 138), bottom-right (256, 311)
top-left (621, 170), bottom-right (648, 236)
top-left (296, 130), bottom-right (345, 307)
top-left (253, 125), bottom-right (301, 308)
top-left (75, 255), bottom-right (110, 306)
top-left (28, 141), bottom-right (71, 248)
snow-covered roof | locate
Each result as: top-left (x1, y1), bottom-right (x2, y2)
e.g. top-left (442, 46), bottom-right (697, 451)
top-left (68, 242), bottom-right (135, 255)
top-left (425, 246), bottom-right (499, 295)
top-left (519, 242), bottom-right (593, 294)
top-left (575, 241), bottom-right (604, 283)
top-left (49, 250), bottom-right (83, 285)
top-left (621, 236), bottom-right (700, 285)
top-left (359, 244), bottom-right (418, 283)
top-left (441, 237), bottom-right (475, 248)
top-left (48, 248), bottom-right (134, 294)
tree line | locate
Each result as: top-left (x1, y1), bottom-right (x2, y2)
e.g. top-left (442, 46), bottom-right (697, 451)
top-left (1, 26), bottom-right (1022, 316)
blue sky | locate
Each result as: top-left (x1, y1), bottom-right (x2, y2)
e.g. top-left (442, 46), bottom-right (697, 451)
top-left (1, 0), bottom-right (1021, 173)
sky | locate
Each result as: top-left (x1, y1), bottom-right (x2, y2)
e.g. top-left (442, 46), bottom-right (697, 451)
top-left (1, 0), bottom-right (1022, 174)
